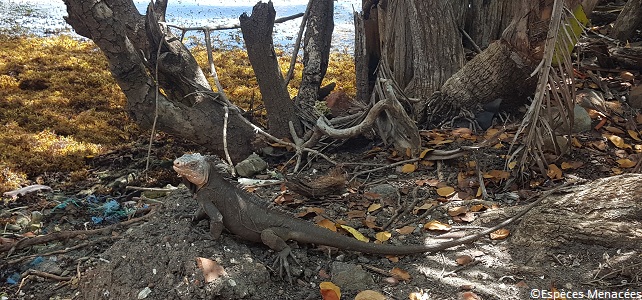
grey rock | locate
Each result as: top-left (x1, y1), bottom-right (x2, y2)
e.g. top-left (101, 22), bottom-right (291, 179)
top-left (365, 184), bottom-right (400, 204)
top-left (331, 262), bottom-right (374, 291)
top-left (234, 153), bottom-right (268, 177)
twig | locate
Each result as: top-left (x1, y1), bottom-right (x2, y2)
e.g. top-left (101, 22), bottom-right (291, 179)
top-left (184, 90), bottom-right (337, 167)
top-left (284, 0), bottom-right (312, 86)
top-left (395, 201), bottom-right (444, 229)
top-left (6, 236), bottom-right (121, 265)
top-left (21, 269), bottom-right (73, 281)
top-left (125, 186), bottom-right (177, 192)
top-left (362, 264), bottom-right (393, 277)
top-left (459, 27), bottom-right (482, 54)
top-left (349, 157), bottom-right (420, 182)
top-left (383, 186), bottom-right (421, 230)
top-left (223, 106), bottom-right (236, 175)
top-left (146, 30), bottom-right (165, 171)
top-left (442, 260), bottom-right (481, 277)
top-left (203, 28), bottom-right (225, 93)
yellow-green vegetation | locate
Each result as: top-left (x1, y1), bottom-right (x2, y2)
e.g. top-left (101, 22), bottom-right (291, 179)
top-left (0, 34), bottom-right (136, 192)
top-left (0, 34), bottom-right (356, 193)
top-left (191, 46), bottom-right (356, 109)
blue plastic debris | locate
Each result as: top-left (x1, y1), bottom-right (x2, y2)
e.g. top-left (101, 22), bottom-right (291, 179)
top-left (6, 273), bottom-right (20, 285)
top-left (29, 256), bottom-right (44, 267)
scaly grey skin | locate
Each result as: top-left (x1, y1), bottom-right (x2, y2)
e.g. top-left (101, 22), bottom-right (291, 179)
top-left (173, 153), bottom-right (542, 282)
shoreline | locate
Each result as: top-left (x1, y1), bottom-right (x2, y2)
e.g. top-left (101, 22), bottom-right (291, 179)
top-left (0, 0), bottom-right (359, 53)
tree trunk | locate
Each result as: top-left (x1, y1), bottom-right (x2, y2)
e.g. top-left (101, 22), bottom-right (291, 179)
top-left (295, 0), bottom-right (334, 124)
top-left (611, 0), bottom-right (642, 42)
top-left (240, 2), bottom-right (302, 138)
top-left (419, 0), bottom-right (594, 126)
top-left (461, 0), bottom-right (518, 50)
top-left (63, 0), bottom-right (258, 162)
top-left (378, 0), bottom-right (465, 104)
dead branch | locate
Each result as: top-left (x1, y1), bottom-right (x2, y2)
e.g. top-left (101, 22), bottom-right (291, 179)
top-left (284, 0), bottom-right (312, 86)
top-left (21, 269), bottom-right (73, 281)
top-left (163, 12), bottom-right (304, 33)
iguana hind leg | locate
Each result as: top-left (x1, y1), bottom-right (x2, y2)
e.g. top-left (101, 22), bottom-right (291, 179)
top-left (261, 228), bottom-right (300, 283)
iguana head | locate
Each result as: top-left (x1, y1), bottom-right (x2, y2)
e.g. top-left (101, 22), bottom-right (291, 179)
top-left (173, 153), bottom-right (210, 189)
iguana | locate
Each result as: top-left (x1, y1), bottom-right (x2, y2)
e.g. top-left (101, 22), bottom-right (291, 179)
top-left (173, 153), bottom-right (543, 281)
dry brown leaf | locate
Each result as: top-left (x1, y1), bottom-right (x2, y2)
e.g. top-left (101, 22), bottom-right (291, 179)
top-left (413, 202), bottom-right (434, 214)
top-left (317, 219), bottom-right (337, 232)
top-left (490, 228), bottom-right (510, 240)
top-left (274, 193), bottom-right (293, 205)
top-left (628, 130), bottom-right (642, 141)
top-left (395, 225), bottom-right (416, 235)
top-left (296, 207), bottom-right (325, 218)
top-left (363, 192), bottom-right (381, 200)
top-left (571, 137), bottom-right (582, 148)
top-left (437, 186), bottom-right (455, 197)
top-left (419, 148), bottom-right (433, 159)
top-left (375, 231), bottom-right (392, 242)
top-left (390, 267), bottom-right (412, 281)
top-left (339, 225), bottom-right (369, 242)
top-left (196, 257), bottom-right (227, 283)
top-left (605, 126), bottom-right (625, 134)
top-left (420, 160), bottom-right (435, 167)
top-left (447, 206), bottom-right (468, 217)
top-left (470, 204), bottom-right (485, 212)
top-left (363, 216), bottom-right (378, 229)
top-left (507, 161), bottom-right (517, 169)
top-left (400, 163), bottom-right (417, 173)
top-left (428, 139), bottom-right (454, 145)
top-left (319, 282), bottom-right (341, 300)
top-left (457, 212), bottom-right (477, 223)
top-left (355, 290), bottom-right (386, 300)
top-left (456, 255), bottom-right (474, 265)
top-left (424, 220), bottom-right (452, 231)
top-left (461, 291), bottom-right (482, 300)
top-left (546, 164), bottom-right (562, 180)
top-left (590, 140), bottom-right (607, 151)
top-left (487, 169), bottom-right (510, 180)
top-left (612, 167), bottom-right (623, 174)
top-left (452, 127), bottom-right (473, 136)
top-left (367, 203), bottom-right (382, 213)
top-left (617, 158), bottom-right (636, 168)
top-left (385, 255), bottom-right (399, 262)
top-left (347, 210), bottom-right (366, 219)
top-left (605, 133), bottom-right (632, 149)
top-left (457, 172), bottom-right (467, 189)
top-left (637, 113), bottom-right (642, 125)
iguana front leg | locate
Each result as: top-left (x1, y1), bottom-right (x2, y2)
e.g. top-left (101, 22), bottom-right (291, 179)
top-left (194, 198), bottom-right (224, 240)
top-left (260, 228), bottom-right (301, 283)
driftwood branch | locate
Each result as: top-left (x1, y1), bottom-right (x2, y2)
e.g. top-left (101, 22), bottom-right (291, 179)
top-left (163, 13), bottom-right (304, 33)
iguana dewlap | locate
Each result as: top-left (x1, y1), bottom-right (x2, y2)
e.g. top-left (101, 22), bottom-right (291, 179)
top-left (173, 153), bottom-right (526, 280)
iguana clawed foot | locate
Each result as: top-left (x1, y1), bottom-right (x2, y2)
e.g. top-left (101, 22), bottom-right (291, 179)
top-left (271, 247), bottom-right (300, 284)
